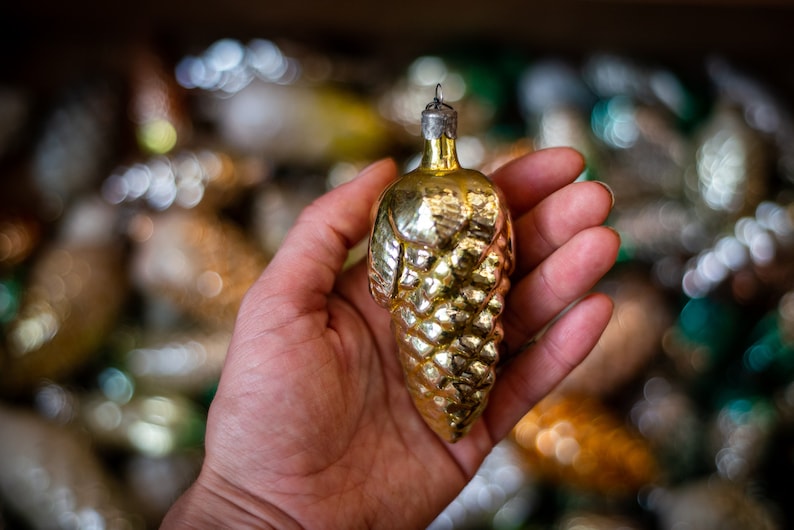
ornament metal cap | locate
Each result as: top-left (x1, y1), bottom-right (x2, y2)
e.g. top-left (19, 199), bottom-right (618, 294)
top-left (422, 84), bottom-right (457, 140)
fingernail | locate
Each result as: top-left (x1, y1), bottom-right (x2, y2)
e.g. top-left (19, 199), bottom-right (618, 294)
top-left (594, 180), bottom-right (615, 209)
top-left (605, 225), bottom-right (622, 244)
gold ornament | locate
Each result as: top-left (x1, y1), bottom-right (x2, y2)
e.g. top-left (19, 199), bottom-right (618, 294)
top-left (368, 86), bottom-right (514, 442)
top-left (512, 393), bottom-right (658, 496)
top-left (130, 208), bottom-right (268, 330)
top-left (1, 199), bottom-right (128, 394)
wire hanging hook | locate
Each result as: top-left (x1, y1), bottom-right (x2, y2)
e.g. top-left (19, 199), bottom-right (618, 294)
top-left (427, 83), bottom-right (454, 110)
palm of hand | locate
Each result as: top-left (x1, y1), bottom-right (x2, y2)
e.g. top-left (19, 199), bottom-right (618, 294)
top-left (210, 267), bottom-right (480, 528)
top-left (172, 149), bottom-right (619, 529)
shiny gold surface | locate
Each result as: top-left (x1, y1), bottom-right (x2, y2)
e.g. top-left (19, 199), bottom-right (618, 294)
top-left (368, 103), bottom-right (513, 442)
top-left (512, 393), bottom-right (658, 496)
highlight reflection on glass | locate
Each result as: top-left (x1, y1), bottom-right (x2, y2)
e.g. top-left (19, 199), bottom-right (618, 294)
top-left (428, 441), bottom-right (534, 530)
top-left (629, 376), bottom-right (702, 481)
top-left (592, 96), bottom-right (639, 149)
top-left (692, 104), bottom-right (766, 217)
top-left (711, 398), bottom-right (776, 482)
top-left (682, 200), bottom-right (794, 298)
top-left (126, 330), bottom-right (231, 395)
top-left (175, 38), bottom-right (300, 93)
top-left (30, 81), bottom-right (120, 218)
top-left (102, 149), bottom-right (259, 212)
top-left (81, 392), bottom-right (205, 457)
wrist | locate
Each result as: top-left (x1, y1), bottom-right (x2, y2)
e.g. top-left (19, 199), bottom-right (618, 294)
top-left (161, 468), bottom-right (302, 529)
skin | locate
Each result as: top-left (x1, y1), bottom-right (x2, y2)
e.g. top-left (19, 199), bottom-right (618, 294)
top-left (161, 147), bottom-right (620, 529)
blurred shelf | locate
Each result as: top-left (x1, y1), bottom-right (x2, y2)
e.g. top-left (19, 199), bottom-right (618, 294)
top-left (2, 1), bottom-right (793, 91)
top-left (5, 1), bottom-right (794, 55)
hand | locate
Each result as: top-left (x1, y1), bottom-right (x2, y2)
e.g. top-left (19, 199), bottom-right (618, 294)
top-left (161, 148), bottom-right (619, 529)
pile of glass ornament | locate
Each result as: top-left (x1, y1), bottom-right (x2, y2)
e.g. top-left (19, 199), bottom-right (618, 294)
top-left (1, 35), bottom-right (793, 529)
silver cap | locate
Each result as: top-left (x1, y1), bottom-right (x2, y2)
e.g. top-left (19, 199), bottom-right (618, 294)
top-left (421, 106), bottom-right (457, 140)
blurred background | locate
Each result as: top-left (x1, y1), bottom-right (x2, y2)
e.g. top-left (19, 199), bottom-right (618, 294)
top-left (2, 1), bottom-right (794, 528)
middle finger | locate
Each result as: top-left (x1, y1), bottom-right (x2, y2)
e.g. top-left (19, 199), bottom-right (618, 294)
top-left (512, 180), bottom-right (614, 276)
top-left (501, 224), bottom-right (620, 354)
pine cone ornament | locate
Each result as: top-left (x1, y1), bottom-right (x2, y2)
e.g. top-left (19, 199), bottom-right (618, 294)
top-left (368, 87), bottom-right (514, 442)
top-left (512, 393), bottom-right (659, 496)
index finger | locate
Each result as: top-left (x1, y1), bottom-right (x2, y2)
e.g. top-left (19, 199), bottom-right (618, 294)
top-left (490, 147), bottom-right (586, 216)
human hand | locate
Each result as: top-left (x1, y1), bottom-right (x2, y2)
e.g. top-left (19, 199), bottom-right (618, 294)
top-left (161, 147), bottom-right (619, 529)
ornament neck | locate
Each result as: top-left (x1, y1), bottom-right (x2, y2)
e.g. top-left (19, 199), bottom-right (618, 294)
top-left (421, 135), bottom-right (460, 171)
top-left (419, 95), bottom-right (460, 171)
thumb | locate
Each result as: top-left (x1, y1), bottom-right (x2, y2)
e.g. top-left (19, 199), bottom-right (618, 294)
top-left (250, 158), bottom-right (398, 313)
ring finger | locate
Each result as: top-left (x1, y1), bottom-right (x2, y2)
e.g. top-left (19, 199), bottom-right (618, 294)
top-left (500, 225), bottom-right (620, 354)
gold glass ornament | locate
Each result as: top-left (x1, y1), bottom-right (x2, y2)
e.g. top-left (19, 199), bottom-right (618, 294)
top-left (130, 208), bottom-right (268, 330)
top-left (368, 86), bottom-right (514, 442)
top-left (1, 199), bottom-right (128, 394)
top-left (512, 393), bottom-right (658, 496)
